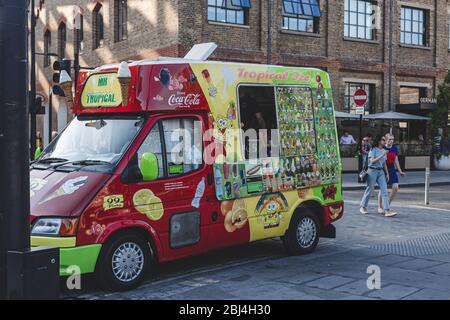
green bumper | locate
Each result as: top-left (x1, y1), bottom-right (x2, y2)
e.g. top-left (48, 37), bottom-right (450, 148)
top-left (59, 244), bottom-right (102, 276)
top-left (31, 236), bottom-right (102, 276)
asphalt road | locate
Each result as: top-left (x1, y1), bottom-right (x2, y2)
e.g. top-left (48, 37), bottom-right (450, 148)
top-left (63, 185), bottom-right (450, 300)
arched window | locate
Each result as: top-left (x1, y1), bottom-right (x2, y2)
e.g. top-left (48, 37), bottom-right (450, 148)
top-left (93, 3), bottom-right (104, 49)
top-left (44, 30), bottom-right (51, 67)
top-left (114, 0), bottom-right (127, 42)
top-left (58, 22), bottom-right (66, 59)
top-left (74, 13), bottom-right (84, 52)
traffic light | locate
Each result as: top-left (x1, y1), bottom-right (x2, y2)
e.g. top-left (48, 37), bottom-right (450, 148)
top-left (34, 96), bottom-right (45, 115)
top-left (52, 59), bottom-right (71, 97)
top-left (28, 93), bottom-right (45, 115)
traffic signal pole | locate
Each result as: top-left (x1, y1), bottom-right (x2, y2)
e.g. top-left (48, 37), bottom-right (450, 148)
top-left (0, 0), bottom-right (31, 298)
top-left (1, 0), bottom-right (59, 300)
top-left (29, 0), bottom-right (37, 160)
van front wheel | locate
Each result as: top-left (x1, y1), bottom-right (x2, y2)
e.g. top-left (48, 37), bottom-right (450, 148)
top-left (283, 209), bottom-right (320, 255)
top-left (96, 233), bottom-right (151, 291)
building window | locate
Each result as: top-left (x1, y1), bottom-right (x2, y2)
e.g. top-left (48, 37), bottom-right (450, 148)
top-left (282, 0), bottom-right (321, 33)
top-left (344, 83), bottom-right (375, 114)
top-left (344, 0), bottom-right (376, 40)
top-left (44, 30), bottom-right (51, 67)
top-left (448, 16), bottom-right (450, 50)
top-left (115, 0), bottom-right (127, 42)
top-left (399, 87), bottom-right (427, 104)
top-left (74, 14), bottom-right (84, 53)
top-left (207, 0), bottom-right (250, 25)
top-left (401, 6), bottom-right (427, 46)
top-left (93, 3), bottom-right (104, 49)
top-left (58, 22), bottom-right (66, 60)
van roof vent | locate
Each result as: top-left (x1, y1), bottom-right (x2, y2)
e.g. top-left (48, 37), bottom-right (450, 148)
top-left (183, 42), bottom-right (218, 61)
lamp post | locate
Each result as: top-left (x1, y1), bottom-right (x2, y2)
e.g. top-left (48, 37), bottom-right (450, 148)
top-left (0, 0), bottom-right (59, 300)
top-left (0, 0), bottom-right (31, 299)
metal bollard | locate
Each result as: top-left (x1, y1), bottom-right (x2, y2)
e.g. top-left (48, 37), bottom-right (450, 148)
top-left (425, 167), bottom-right (430, 205)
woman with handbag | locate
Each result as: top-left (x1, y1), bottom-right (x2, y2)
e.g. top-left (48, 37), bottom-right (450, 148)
top-left (360, 135), bottom-right (397, 217)
top-left (377, 133), bottom-right (405, 213)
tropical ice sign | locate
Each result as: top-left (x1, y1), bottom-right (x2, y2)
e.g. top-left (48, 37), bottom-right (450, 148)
top-left (81, 73), bottom-right (123, 108)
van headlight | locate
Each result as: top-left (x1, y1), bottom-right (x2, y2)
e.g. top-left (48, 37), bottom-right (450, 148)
top-left (31, 218), bottom-right (78, 237)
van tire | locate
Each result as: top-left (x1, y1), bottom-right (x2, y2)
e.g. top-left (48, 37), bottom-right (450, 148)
top-left (282, 208), bottom-right (320, 255)
top-left (96, 232), bottom-right (151, 291)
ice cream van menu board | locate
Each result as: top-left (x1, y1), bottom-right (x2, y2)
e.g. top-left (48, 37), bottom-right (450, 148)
top-left (315, 88), bottom-right (339, 184)
top-left (277, 87), bottom-right (316, 156)
top-left (213, 86), bottom-right (339, 201)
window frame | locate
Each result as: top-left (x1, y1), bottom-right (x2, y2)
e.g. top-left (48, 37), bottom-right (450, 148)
top-left (282, 0), bottom-right (320, 33)
top-left (400, 6), bottom-right (427, 47)
top-left (207, 0), bottom-right (249, 26)
top-left (44, 30), bottom-right (51, 67)
top-left (344, 0), bottom-right (377, 41)
top-left (93, 3), bottom-right (104, 49)
top-left (343, 82), bottom-right (375, 115)
top-left (57, 22), bottom-right (66, 60)
top-left (74, 14), bottom-right (84, 53)
top-left (130, 115), bottom-right (205, 183)
top-left (114, 0), bottom-right (128, 42)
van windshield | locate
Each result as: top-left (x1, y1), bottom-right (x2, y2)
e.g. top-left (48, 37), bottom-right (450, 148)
top-left (39, 115), bottom-right (145, 168)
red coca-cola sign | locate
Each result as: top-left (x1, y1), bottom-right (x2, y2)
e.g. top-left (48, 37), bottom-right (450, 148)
top-left (168, 93), bottom-right (201, 107)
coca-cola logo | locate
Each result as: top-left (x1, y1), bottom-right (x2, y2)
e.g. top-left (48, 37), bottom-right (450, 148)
top-left (168, 93), bottom-right (201, 107)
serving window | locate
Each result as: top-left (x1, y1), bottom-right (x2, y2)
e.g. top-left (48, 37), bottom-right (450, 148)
top-left (214, 84), bottom-right (340, 201)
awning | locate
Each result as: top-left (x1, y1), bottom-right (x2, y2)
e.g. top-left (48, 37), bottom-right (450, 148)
top-left (334, 111), bottom-right (364, 119)
top-left (365, 111), bottom-right (430, 121)
top-left (283, 0), bottom-right (321, 17)
top-left (227, 0), bottom-right (251, 8)
top-left (396, 103), bottom-right (437, 113)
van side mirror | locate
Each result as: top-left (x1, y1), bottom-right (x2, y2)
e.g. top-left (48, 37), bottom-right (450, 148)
top-left (140, 152), bottom-right (158, 181)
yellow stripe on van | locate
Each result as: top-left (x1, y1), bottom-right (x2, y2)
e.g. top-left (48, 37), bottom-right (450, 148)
top-left (31, 236), bottom-right (76, 248)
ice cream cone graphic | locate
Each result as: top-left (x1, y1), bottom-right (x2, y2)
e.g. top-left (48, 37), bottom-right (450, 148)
top-left (117, 61), bottom-right (132, 105)
top-left (59, 70), bottom-right (73, 109)
top-left (40, 176), bottom-right (88, 204)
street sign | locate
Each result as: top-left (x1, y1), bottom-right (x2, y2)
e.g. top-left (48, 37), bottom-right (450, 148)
top-left (353, 88), bottom-right (368, 107)
top-left (355, 106), bottom-right (365, 115)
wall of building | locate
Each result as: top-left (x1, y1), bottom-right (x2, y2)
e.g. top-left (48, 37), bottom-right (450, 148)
top-left (35, 0), bottom-right (180, 145)
top-left (34, 0), bottom-right (450, 145)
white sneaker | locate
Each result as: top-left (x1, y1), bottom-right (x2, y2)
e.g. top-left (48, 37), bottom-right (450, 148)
top-left (377, 208), bottom-right (384, 214)
top-left (360, 207), bottom-right (369, 214)
top-left (384, 211), bottom-right (397, 217)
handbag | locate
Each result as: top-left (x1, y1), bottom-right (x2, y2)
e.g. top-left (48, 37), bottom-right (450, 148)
top-left (358, 155), bottom-right (369, 182)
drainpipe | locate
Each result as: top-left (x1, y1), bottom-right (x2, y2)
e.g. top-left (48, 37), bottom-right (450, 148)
top-left (267, 0), bottom-right (272, 64)
top-left (388, 0), bottom-right (393, 111)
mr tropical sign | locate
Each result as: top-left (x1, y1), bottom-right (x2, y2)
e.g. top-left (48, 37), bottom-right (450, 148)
top-left (81, 73), bottom-right (123, 108)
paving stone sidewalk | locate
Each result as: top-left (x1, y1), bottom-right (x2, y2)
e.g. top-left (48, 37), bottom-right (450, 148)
top-left (343, 170), bottom-right (450, 190)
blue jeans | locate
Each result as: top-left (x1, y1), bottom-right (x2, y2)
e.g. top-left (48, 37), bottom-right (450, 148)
top-left (360, 168), bottom-right (390, 210)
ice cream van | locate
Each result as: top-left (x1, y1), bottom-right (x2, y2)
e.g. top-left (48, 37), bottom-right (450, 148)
top-left (30, 45), bottom-right (344, 291)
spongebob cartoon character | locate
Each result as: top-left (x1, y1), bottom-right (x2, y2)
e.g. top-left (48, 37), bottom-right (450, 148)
top-left (255, 192), bottom-right (289, 229)
top-left (214, 114), bottom-right (233, 143)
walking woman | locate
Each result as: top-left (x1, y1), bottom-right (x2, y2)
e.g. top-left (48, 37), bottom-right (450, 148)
top-left (360, 135), bottom-right (397, 217)
top-left (377, 133), bottom-right (405, 213)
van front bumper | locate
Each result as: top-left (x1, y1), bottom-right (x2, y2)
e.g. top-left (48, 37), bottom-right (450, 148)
top-left (31, 236), bottom-right (102, 276)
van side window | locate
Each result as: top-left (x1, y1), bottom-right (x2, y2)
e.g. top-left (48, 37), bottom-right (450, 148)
top-left (238, 86), bottom-right (278, 160)
top-left (130, 118), bottom-right (203, 182)
top-left (163, 118), bottom-right (203, 177)
top-left (137, 125), bottom-right (164, 179)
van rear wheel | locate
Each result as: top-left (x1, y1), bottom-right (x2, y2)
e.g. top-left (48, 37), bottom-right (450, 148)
top-left (96, 233), bottom-right (151, 291)
top-left (282, 209), bottom-right (320, 255)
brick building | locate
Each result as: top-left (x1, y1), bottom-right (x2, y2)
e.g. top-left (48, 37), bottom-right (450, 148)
top-left (35, 0), bottom-right (450, 147)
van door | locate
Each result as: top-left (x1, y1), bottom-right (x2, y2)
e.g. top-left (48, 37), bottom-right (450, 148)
top-left (126, 114), bottom-right (216, 261)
